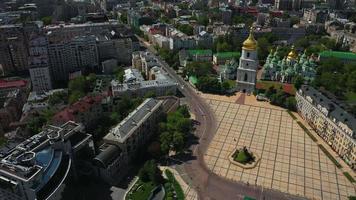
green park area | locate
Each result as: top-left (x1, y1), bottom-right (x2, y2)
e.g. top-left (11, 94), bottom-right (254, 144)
top-left (232, 147), bottom-right (255, 164)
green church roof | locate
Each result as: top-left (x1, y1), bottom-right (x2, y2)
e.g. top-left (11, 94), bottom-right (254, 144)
top-left (187, 49), bottom-right (212, 56)
top-left (189, 76), bottom-right (198, 85)
top-left (214, 51), bottom-right (241, 58)
top-left (319, 51), bottom-right (356, 60)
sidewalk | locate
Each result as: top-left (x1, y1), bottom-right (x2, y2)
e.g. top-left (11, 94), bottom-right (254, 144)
top-left (159, 166), bottom-right (198, 200)
top-left (291, 110), bottom-right (356, 180)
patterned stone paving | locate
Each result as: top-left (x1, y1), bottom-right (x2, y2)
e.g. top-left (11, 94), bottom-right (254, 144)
top-left (204, 99), bottom-right (356, 200)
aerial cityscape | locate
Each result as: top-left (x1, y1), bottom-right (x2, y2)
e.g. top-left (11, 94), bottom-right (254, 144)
top-left (0, 0), bottom-right (355, 199)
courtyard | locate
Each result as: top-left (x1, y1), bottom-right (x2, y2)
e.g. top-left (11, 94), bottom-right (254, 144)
top-left (204, 99), bottom-right (356, 200)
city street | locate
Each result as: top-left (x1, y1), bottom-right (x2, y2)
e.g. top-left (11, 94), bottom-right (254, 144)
top-left (137, 36), bottom-right (308, 200)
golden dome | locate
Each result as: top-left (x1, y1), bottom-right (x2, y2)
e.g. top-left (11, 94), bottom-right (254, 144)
top-left (242, 27), bottom-right (257, 51)
top-left (287, 45), bottom-right (298, 60)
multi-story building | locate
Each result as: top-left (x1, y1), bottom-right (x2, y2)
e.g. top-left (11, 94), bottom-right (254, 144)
top-left (213, 52), bottom-right (241, 65)
top-left (0, 24), bottom-right (28, 75)
top-left (275, 0), bottom-right (301, 10)
top-left (0, 121), bottom-right (95, 200)
top-left (52, 94), bottom-right (107, 128)
top-left (179, 49), bottom-right (213, 67)
top-left (93, 98), bottom-right (178, 184)
top-left (236, 28), bottom-right (259, 93)
top-left (28, 35), bottom-right (52, 92)
top-left (111, 67), bottom-right (177, 98)
top-left (0, 79), bottom-right (29, 131)
top-left (48, 35), bottom-right (98, 81)
top-left (296, 85), bottom-right (356, 170)
top-left (97, 34), bottom-right (133, 65)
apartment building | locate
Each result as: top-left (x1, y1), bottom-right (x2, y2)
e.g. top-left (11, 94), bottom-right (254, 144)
top-left (111, 66), bottom-right (177, 98)
top-left (0, 121), bottom-right (95, 200)
top-left (47, 35), bottom-right (99, 81)
top-left (94, 98), bottom-right (165, 184)
top-left (52, 94), bottom-right (107, 128)
top-left (28, 35), bottom-right (52, 92)
top-left (0, 24), bottom-right (28, 75)
top-left (296, 85), bottom-right (356, 170)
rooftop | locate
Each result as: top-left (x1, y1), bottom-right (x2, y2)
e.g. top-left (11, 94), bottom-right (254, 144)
top-left (300, 85), bottom-right (356, 137)
top-left (319, 51), bottom-right (356, 60)
top-left (214, 51), bottom-right (241, 59)
top-left (0, 79), bottom-right (27, 89)
top-left (53, 94), bottom-right (105, 123)
top-left (104, 98), bottom-right (162, 143)
top-left (187, 49), bottom-right (212, 55)
top-left (0, 121), bottom-right (81, 181)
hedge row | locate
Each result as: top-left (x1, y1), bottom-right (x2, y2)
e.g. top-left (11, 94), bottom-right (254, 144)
top-left (287, 110), bottom-right (297, 120)
top-left (297, 121), bottom-right (317, 142)
top-left (318, 144), bottom-right (342, 168)
top-left (165, 170), bottom-right (185, 200)
top-left (343, 172), bottom-right (355, 183)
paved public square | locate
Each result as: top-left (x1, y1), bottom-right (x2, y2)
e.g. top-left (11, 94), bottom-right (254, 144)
top-left (204, 99), bottom-right (356, 200)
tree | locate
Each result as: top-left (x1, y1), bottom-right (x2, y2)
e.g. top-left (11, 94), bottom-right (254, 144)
top-left (160, 132), bottom-right (172, 154)
top-left (172, 132), bottom-right (185, 153)
top-left (285, 96), bottom-right (297, 111)
top-left (197, 15), bottom-right (209, 26)
top-left (293, 75), bottom-right (304, 90)
top-left (114, 67), bottom-right (125, 83)
top-left (177, 24), bottom-right (194, 36)
top-left (257, 37), bottom-right (272, 61)
top-left (185, 62), bottom-right (212, 77)
top-left (138, 160), bottom-right (163, 184)
top-left (41, 16), bottom-right (52, 25)
top-left (217, 42), bottom-right (232, 52)
top-left (48, 91), bottom-right (67, 106)
top-left (177, 105), bottom-right (190, 118)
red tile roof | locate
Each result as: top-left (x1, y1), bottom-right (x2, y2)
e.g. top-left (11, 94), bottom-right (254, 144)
top-left (0, 79), bottom-right (28, 89)
top-left (52, 94), bottom-right (105, 123)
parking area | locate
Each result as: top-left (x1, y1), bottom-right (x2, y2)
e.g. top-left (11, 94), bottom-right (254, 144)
top-left (204, 99), bottom-right (355, 200)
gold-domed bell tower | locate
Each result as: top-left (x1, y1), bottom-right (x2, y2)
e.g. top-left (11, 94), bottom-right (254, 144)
top-left (236, 27), bottom-right (259, 94)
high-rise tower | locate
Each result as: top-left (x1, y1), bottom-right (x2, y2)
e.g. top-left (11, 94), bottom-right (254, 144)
top-left (236, 27), bottom-right (259, 93)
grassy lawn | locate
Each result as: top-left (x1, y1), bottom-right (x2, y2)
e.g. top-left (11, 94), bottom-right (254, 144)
top-left (232, 148), bottom-right (254, 164)
top-left (343, 172), bottom-right (356, 183)
top-left (126, 180), bottom-right (156, 200)
top-left (0, 137), bottom-right (7, 147)
top-left (345, 91), bottom-right (356, 103)
top-left (165, 170), bottom-right (184, 200)
top-left (256, 80), bottom-right (296, 95)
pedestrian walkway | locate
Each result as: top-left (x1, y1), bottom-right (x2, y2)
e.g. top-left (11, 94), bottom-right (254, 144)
top-left (204, 99), bottom-right (355, 200)
top-left (159, 166), bottom-right (198, 200)
top-left (291, 111), bottom-right (356, 179)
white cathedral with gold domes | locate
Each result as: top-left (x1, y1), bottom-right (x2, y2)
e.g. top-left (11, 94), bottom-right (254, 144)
top-left (261, 46), bottom-right (317, 83)
top-left (236, 27), bottom-right (259, 93)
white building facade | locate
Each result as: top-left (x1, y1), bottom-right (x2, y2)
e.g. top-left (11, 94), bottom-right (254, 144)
top-left (236, 28), bottom-right (258, 93)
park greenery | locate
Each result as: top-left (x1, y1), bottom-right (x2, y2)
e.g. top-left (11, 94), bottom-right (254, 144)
top-left (138, 160), bottom-right (164, 185)
top-left (91, 95), bottom-right (143, 140)
top-left (41, 16), bottom-right (52, 25)
top-left (156, 47), bottom-right (179, 70)
top-left (257, 85), bottom-right (297, 111)
top-left (185, 62), bottom-right (235, 94)
top-left (232, 147), bottom-right (255, 164)
top-left (68, 74), bottom-right (97, 104)
top-left (48, 91), bottom-right (68, 106)
top-left (26, 109), bottom-right (56, 135)
top-left (176, 24), bottom-right (194, 36)
top-left (159, 106), bottom-right (192, 155)
top-left (127, 160), bottom-right (163, 200)
top-left (164, 170), bottom-right (185, 200)
top-left (313, 57), bottom-right (356, 101)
